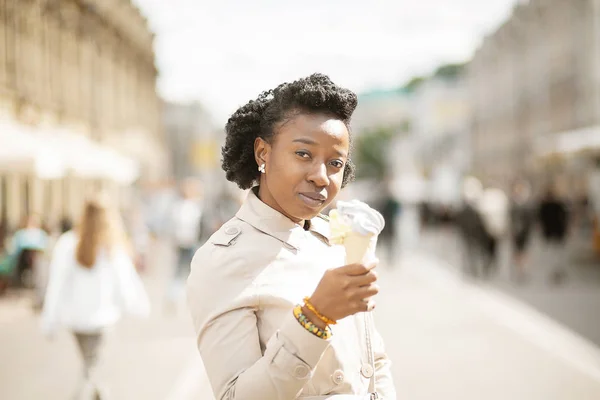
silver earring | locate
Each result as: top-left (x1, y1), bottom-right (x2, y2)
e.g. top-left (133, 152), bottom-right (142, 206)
top-left (258, 163), bottom-right (265, 173)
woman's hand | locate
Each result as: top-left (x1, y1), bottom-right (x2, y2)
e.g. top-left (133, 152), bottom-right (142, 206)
top-left (304, 261), bottom-right (379, 327)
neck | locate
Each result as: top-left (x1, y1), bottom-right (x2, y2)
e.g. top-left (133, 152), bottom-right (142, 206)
top-left (256, 185), bottom-right (305, 226)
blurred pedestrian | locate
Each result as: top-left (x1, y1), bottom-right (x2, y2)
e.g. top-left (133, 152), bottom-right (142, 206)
top-left (60, 217), bottom-right (74, 234)
top-left (123, 204), bottom-right (150, 274)
top-left (208, 188), bottom-right (246, 238)
top-left (478, 188), bottom-right (509, 278)
top-left (0, 218), bottom-right (8, 294)
top-left (41, 194), bottom-right (150, 399)
top-left (378, 185), bottom-right (401, 265)
top-left (0, 217), bottom-right (7, 255)
top-left (456, 177), bottom-right (487, 278)
top-left (509, 180), bottom-right (535, 282)
top-left (166, 178), bottom-right (204, 312)
top-left (10, 213), bottom-right (49, 288)
top-left (33, 216), bottom-right (76, 309)
top-left (538, 185), bottom-right (570, 284)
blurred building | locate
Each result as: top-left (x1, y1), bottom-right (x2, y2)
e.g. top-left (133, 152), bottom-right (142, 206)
top-left (469, 0), bottom-right (600, 191)
top-left (413, 67), bottom-right (471, 172)
top-left (163, 101), bottom-right (216, 180)
top-left (0, 0), bottom-right (165, 229)
top-left (411, 66), bottom-right (471, 211)
top-left (162, 101), bottom-right (228, 202)
top-left (351, 89), bottom-right (412, 135)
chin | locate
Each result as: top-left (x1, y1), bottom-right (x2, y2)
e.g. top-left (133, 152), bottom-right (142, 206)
top-left (288, 203), bottom-right (320, 221)
top-left (301, 204), bottom-right (329, 220)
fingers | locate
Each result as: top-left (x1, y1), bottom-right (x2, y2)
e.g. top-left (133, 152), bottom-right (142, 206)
top-left (366, 300), bottom-right (376, 312)
top-left (348, 284), bottom-right (379, 313)
top-left (342, 260), bottom-right (379, 276)
top-left (354, 298), bottom-right (376, 312)
top-left (351, 269), bottom-right (378, 286)
top-left (356, 283), bottom-right (380, 298)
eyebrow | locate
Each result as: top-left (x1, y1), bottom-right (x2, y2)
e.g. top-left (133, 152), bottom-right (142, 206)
top-left (292, 137), bottom-right (347, 158)
top-left (292, 137), bottom-right (317, 145)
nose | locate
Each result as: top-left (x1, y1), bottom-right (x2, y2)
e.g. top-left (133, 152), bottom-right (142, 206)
top-left (307, 162), bottom-right (330, 188)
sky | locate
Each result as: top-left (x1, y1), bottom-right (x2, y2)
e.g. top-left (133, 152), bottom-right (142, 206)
top-left (132, 0), bottom-right (519, 124)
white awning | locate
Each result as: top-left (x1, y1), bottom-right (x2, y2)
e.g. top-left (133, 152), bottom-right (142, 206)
top-left (48, 129), bottom-right (140, 185)
top-left (536, 125), bottom-right (600, 158)
top-left (0, 120), bottom-right (139, 184)
top-left (0, 120), bottom-right (66, 179)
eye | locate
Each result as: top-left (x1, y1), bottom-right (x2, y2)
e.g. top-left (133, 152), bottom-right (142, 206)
top-left (295, 150), bottom-right (311, 159)
top-left (330, 160), bottom-right (344, 169)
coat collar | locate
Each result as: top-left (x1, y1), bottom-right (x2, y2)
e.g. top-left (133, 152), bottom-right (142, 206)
top-left (235, 187), bottom-right (331, 250)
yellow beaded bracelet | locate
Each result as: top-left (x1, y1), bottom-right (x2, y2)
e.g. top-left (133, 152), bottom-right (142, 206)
top-left (303, 296), bottom-right (337, 325)
top-left (293, 305), bottom-right (333, 340)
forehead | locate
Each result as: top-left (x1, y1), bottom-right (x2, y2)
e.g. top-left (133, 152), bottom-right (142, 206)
top-left (276, 112), bottom-right (349, 144)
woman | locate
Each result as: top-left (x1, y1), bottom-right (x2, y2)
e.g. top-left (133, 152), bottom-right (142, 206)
top-left (509, 180), bottom-right (534, 282)
top-left (187, 74), bottom-right (396, 399)
top-left (41, 195), bottom-right (150, 399)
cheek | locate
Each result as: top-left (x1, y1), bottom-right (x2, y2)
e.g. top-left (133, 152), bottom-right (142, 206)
top-left (329, 170), bottom-right (344, 190)
top-left (269, 155), bottom-right (304, 185)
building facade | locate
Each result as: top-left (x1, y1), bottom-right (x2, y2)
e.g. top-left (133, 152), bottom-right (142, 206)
top-left (468, 0), bottom-right (600, 192)
top-left (0, 0), bottom-right (165, 230)
top-left (162, 101), bottom-right (233, 204)
top-left (411, 72), bottom-right (471, 211)
top-left (163, 101), bottom-right (217, 181)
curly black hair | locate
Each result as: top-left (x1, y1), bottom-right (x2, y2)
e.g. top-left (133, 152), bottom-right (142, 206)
top-left (221, 73), bottom-right (358, 190)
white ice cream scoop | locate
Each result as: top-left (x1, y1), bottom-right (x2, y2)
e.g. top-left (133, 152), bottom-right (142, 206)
top-left (336, 200), bottom-right (385, 236)
top-left (329, 200), bottom-right (385, 264)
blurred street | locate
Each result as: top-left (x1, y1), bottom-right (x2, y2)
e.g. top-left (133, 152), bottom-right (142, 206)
top-left (419, 226), bottom-right (600, 347)
top-left (2, 237), bottom-right (600, 399)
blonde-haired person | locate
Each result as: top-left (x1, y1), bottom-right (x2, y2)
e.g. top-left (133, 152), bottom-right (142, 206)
top-left (41, 194), bottom-right (150, 400)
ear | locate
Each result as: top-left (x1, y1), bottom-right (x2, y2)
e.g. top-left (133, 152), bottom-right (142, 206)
top-left (254, 137), bottom-right (270, 166)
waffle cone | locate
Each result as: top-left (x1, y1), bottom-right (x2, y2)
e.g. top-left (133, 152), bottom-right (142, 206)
top-left (343, 232), bottom-right (375, 264)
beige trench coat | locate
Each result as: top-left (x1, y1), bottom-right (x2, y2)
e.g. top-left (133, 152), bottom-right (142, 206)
top-left (187, 189), bottom-right (396, 400)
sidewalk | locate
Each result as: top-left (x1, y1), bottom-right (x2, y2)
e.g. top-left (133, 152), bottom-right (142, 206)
top-left (419, 226), bottom-right (600, 346)
top-left (381, 252), bottom-right (600, 399)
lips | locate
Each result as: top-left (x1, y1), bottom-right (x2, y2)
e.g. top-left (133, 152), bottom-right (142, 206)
top-left (298, 191), bottom-right (327, 208)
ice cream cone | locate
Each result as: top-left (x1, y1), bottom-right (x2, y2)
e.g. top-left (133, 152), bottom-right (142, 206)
top-left (328, 209), bottom-right (350, 245)
top-left (343, 231), bottom-right (376, 264)
top-left (329, 200), bottom-right (384, 264)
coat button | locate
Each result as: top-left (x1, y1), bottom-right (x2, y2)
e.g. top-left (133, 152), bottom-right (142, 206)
top-left (224, 226), bottom-right (240, 235)
top-left (331, 369), bottom-right (344, 385)
top-left (294, 365), bottom-right (310, 379)
top-left (360, 363), bottom-right (374, 378)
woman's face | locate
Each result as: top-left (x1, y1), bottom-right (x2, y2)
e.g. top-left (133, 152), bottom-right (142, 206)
top-left (255, 112), bottom-right (350, 223)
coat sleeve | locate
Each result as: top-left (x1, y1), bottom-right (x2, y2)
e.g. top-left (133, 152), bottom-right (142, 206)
top-left (372, 317), bottom-right (396, 399)
top-left (187, 245), bottom-right (331, 400)
top-left (40, 233), bottom-right (72, 335)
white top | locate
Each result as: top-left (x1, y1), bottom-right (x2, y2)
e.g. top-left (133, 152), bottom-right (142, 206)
top-left (41, 231), bottom-right (151, 335)
top-left (172, 198), bottom-right (203, 247)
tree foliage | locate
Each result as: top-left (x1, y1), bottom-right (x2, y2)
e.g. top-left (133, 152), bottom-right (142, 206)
top-left (401, 76), bottom-right (425, 93)
top-left (353, 126), bottom-right (395, 180)
top-left (433, 63), bottom-right (466, 79)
